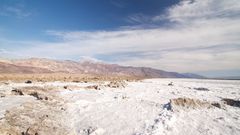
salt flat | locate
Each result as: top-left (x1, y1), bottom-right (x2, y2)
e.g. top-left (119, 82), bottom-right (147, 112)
top-left (0, 79), bottom-right (240, 135)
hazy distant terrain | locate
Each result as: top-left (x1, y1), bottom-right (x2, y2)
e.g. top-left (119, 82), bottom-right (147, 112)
top-left (0, 58), bottom-right (204, 79)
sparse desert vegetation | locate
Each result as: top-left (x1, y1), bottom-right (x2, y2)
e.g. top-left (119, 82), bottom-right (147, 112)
top-left (0, 73), bottom-right (139, 83)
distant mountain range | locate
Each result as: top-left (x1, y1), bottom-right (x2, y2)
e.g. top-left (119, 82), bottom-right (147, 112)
top-left (212, 76), bottom-right (240, 80)
top-left (0, 58), bottom-right (205, 79)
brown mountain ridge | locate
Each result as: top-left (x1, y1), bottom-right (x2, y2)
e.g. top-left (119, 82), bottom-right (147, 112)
top-left (0, 58), bottom-right (205, 79)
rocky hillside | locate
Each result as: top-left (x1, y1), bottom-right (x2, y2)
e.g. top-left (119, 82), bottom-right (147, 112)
top-left (0, 58), bottom-right (204, 78)
top-left (0, 62), bottom-right (52, 74)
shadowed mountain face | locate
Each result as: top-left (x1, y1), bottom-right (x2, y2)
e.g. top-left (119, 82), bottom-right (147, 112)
top-left (0, 58), bottom-right (204, 78)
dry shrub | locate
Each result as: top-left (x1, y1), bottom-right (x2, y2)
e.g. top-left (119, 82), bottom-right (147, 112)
top-left (85, 85), bottom-right (102, 90)
top-left (170, 98), bottom-right (211, 110)
top-left (222, 98), bottom-right (240, 108)
top-left (211, 102), bottom-right (222, 108)
top-left (11, 89), bottom-right (24, 96)
top-left (63, 85), bottom-right (83, 90)
top-left (194, 87), bottom-right (209, 91)
top-left (106, 81), bottom-right (127, 88)
top-left (11, 86), bottom-right (55, 100)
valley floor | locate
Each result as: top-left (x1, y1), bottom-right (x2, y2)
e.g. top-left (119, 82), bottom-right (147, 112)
top-left (0, 79), bottom-right (240, 135)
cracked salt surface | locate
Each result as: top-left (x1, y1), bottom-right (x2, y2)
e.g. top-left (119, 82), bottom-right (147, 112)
top-left (61, 79), bottom-right (240, 135)
top-left (0, 79), bottom-right (240, 135)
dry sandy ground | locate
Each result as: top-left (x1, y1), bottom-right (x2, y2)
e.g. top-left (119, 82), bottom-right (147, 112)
top-left (0, 73), bottom-right (138, 82)
top-left (0, 79), bottom-right (240, 135)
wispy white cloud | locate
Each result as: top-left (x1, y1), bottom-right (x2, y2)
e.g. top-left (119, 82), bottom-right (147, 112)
top-left (110, 0), bottom-right (126, 8)
top-left (126, 13), bottom-right (153, 24)
top-left (165, 0), bottom-right (240, 23)
top-left (0, 4), bottom-right (31, 18)
top-left (1, 0), bottom-right (240, 73)
top-left (0, 48), bottom-right (27, 59)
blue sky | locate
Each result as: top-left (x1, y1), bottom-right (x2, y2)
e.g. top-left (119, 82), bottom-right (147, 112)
top-left (0, 0), bottom-right (178, 40)
top-left (0, 0), bottom-right (240, 77)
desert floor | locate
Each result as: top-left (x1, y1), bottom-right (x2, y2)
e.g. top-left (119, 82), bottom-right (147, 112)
top-left (0, 78), bottom-right (240, 135)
